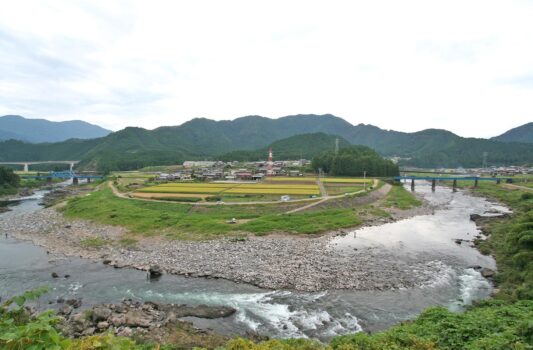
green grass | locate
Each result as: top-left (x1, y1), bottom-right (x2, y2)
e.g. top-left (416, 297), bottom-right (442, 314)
top-left (118, 237), bottom-right (138, 248)
top-left (239, 209), bottom-right (362, 235)
top-left (383, 184), bottom-right (422, 209)
top-left (62, 188), bottom-right (360, 239)
top-left (79, 237), bottom-right (109, 249)
top-left (0, 185), bottom-right (18, 196)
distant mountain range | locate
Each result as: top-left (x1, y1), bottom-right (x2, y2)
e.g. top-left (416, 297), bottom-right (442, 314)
top-left (0, 114), bottom-right (531, 171)
top-left (492, 122), bottom-right (533, 144)
top-left (0, 115), bottom-right (111, 143)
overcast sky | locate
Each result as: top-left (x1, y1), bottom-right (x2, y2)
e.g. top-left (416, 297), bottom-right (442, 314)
top-left (1, 1), bottom-right (532, 137)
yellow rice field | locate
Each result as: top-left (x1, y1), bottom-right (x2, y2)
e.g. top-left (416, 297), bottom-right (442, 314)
top-left (138, 181), bottom-right (320, 196)
top-left (224, 188), bottom-right (319, 195)
top-left (139, 186), bottom-right (225, 194)
top-left (321, 178), bottom-right (372, 183)
top-left (266, 176), bottom-right (316, 182)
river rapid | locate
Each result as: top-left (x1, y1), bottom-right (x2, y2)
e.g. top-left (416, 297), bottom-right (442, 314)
top-left (0, 182), bottom-right (507, 341)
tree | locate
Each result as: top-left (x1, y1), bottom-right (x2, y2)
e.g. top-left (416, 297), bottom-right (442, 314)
top-left (312, 146), bottom-right (399, 177)
top-left (0, 166), bottom-right (20, 188)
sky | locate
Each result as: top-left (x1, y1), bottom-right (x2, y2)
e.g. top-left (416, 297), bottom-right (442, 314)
top-left (0, 0), bottom-right (532, 138)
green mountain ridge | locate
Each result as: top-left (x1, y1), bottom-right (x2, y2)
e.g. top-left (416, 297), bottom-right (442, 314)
top-left (0, 114), bottom-right (531, 171)
top-left (0, 115), bottom-right (112, 143)
top-left (492, 122), bottom-right (533, 143)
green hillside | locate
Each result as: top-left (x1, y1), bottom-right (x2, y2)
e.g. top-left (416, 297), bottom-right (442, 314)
top-left (492, 122), bottom-right (533, 143)
top-left (0, 114), bottom-right (531, 171)
top-left (219, 133), bottom-right (351, 162)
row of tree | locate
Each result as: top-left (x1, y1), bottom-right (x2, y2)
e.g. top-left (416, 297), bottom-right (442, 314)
top-left (312, 146), bottom-right (399, 177)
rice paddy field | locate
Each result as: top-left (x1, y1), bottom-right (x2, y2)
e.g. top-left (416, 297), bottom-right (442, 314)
top-left (132, 176), bottom-right (375, 202)
top-left (137, 182), bottom-right (321, 199)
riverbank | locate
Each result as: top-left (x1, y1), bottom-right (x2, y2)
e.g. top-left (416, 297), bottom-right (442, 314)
top-left (4, 182), bottom-right (531, 349)
top-left (1, 191), bottom-right (436, 292)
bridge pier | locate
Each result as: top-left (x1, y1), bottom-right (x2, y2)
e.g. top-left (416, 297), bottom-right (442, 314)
top-left (72, 177), bottom-right (79, 185)
top-left (452, 179), bottom-right (457, 192)
top-left (411, 179), bottom-right (415, 191)
top-left (23, 163), bottom-right (29, 172)
top-left (431, 179), bottom-right (436, 191)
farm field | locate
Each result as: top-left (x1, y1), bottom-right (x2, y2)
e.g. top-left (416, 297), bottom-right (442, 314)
top-left (136, 181), bottom-right (321, 201)
top-left (321, 177), bottom-right (372, 183)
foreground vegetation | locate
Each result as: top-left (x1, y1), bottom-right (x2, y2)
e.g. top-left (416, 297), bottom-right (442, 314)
top-left (3, 290), bottom-right (532, 350)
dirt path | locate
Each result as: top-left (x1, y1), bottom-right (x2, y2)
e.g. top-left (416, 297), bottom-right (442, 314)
top-left (502, 183), bottom-right (533, 192)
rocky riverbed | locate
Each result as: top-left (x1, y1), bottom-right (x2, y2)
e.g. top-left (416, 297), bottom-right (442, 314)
top-left (1, 198), bottom-right (442, 292)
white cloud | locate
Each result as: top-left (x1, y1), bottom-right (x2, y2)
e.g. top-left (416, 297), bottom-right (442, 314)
top-left (0, 0), bottom-right (532, 137)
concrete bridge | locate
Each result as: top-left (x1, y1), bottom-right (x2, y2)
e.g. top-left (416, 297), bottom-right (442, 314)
top-left (25, 170), bottom-right (104, 184)
top-left (394, 176), bottom-right (513, 192)
top-left (0, 160), bottom-right (80, 172)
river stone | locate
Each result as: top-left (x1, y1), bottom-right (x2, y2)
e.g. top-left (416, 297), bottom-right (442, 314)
top-left (109, 314), bottom-right (126, 327)
top-left (481, 268), bottom-right (495, 278)
top-left (118, 327), bottom-right (133, 337)
top-left (149, 265), bottom-right (163, 279)
top-left (82, 327), bottom-right (96, 336)
top-left (92, 306), bottom-right (112, 322)
top-left (58, 305), bottom-right (73, 316)
top-left (51, 272), bottom-right (59, 278)
top-left (66, 298), bottom-right (82, 308)
top-left (125, 310), bottom-right (152, 328)
top-left (97, 321), bottom-right (110, 330)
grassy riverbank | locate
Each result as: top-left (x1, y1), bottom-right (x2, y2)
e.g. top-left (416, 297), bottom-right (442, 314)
top-left (61, 187), bottom-right (363, 238)
top-left (382, 183), bottom-right (422, 209)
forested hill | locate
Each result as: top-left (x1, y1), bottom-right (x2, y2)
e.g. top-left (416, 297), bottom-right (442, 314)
top-left (219, 133), bottom-right (351, 162)
top-left (0, 114), bottom-right (531, 171)
top-left (492, 122), bottom-right (533, 143)
top-left (0, 115), bottom-right (111, 142)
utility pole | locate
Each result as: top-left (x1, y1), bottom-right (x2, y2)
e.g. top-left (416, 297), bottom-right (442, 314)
top-left (482, 152), bottom-right (488, 169)
top-left (364, 171), bottom-right (367, 190)
top-left (335, 138), bottom-right (339, 155)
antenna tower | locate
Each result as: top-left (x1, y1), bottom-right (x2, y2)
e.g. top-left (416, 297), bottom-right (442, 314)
top-left (266, 148), bottom-right (274, 176)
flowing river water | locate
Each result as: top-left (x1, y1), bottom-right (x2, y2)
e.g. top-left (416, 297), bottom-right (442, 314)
top-left (0, 182), bottom-right (509, 341)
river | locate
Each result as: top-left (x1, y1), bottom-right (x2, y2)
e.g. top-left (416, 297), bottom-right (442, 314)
top-left (0, 182), bottom-right (507, 341)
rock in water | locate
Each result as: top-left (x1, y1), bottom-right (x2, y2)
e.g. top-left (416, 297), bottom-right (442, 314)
top-left (481, 268), bottom-right (495, 278)
top-left (51, 272), bottom-right (59, 278)
top-left (149, 265), bottom-right (163, 279)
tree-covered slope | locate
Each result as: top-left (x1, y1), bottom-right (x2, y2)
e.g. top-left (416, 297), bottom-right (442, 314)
top-left (492, 122), bottom-right (533, 143)
top-left (312, 146), bottom-right (399, 177)
top-left (219, 133), bottom-right (351, 162)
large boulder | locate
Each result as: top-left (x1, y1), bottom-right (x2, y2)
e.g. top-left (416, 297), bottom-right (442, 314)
top-left (125, 310), bottom-right (153, 328)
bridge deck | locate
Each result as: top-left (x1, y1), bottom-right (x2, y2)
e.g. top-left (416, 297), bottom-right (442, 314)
top-left (394, 176), bottom-right (510, 182)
